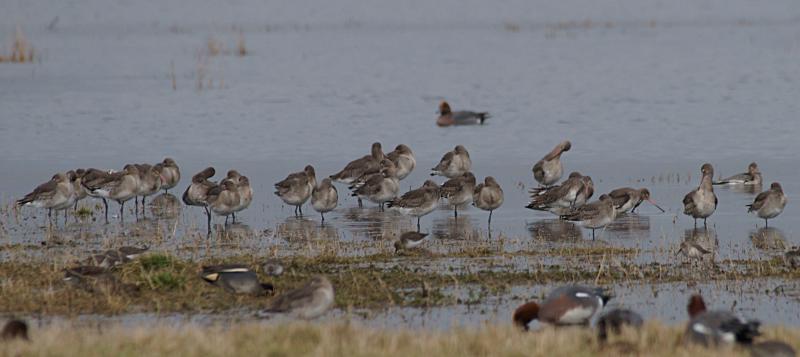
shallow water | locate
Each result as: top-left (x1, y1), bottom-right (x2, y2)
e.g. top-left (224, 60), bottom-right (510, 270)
top-left (2, 0), bottom-right (800, 327)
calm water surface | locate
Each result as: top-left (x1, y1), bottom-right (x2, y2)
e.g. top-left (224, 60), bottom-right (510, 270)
top-left (1, 0), bottom-right (799, 327)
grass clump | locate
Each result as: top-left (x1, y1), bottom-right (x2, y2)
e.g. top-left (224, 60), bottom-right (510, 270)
top-left (0, 27), bottom-right (35, 63)
top-left (139, 254), bottom-right (173, 271)
top-left (148, 272), bottom-right (185, 291)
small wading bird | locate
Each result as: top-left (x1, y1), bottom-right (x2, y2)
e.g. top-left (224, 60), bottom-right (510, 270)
top-left (331, 142), bottom-right (384, 207)
top-left (532, 141), bottom-right (571, 187)
top-left (746, 182), bottom-right (787, 228)
top-left (439, 172), bottom-right (476, 218)
top-left (388, 180), bottom-right (440, 231)
top-left (431, 145), bottom-right (472, 178)
top-left (561, 194), bottom-right (617, 240)
top-left (311, 178), bottom-right (338, 222)
top-left (386, 144), bottom-right (416, 180)
top-left (526, 172), bottom-right (589, 215)
top-left (17, 172), bottom-right (77, 224)
top-left (473, 176), bottom-right (504, 226)
top-left (275, 165), bottom-right (316, 217)
top-left (394, 231), bottom-right (430, 253)
top-left (84, 165), bottom-right (140, 222)
top-left (435, 101), bottom-right (490, 127)
top-left (607, 187), bottom-right (665, 214)
top-left (182, 167), bottom-right (217, 231)
top-left (157, 158), bottom-right (181, 193)
top-left (351, 159), bottom-right (400, 211)
top-left (683, 163), bottom-right (717, 227)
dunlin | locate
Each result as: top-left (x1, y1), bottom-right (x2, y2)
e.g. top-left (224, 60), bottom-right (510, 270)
top-left (393, 231), bottom-right (430, 252)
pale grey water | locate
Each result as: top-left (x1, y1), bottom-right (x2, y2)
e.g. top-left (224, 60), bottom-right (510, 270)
top-left (2, 0), bottom-right (800, 328)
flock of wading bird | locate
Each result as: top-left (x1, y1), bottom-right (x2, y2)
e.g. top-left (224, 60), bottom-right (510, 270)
top-left (4, 103), bottom-right (796, 354)
top-left (16, 139), bottom-right (788, 242)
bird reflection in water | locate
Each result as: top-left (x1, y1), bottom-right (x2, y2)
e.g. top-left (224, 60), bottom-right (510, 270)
top-left (149, 193), bottom-right (182, 220)
top-left (527, 219), bottom-right (583, 242)
top-left (750, 227), bottom-right (787, 251)
top-left (275, 216), bottom-right (339, 242)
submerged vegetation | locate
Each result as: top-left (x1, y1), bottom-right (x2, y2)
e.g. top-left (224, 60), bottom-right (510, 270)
top-left (0, 27), bottom-right (35, 63)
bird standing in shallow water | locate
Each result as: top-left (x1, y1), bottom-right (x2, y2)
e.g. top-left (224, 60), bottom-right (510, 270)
top-left (747, 182), bottom-right (787, 228)
top-left (274, 165), bottom-right (316, 217)
top-left (561, 194), bottom-right (617, 240)
top-left (386, 144), bottom-right (416, 180)
top-left (431, 145), bottom-right (472, 178)
top-left (388, 180), bottom-right (440, 231)
top-left (532, 141), bottom-right (571, 187)
top-left (473, 176), bottom-right (504, 226)
top-left (683, 163), bottom-right (717, 228)
top-left (312, 178), bottom-right (338, 222)
top-left (439, 172), bottom-right (476, 218)
top-left (607, 187), bottom-right (665, 214)
top-left (17, 172), bottom-right (77, 224)
top-left (182, 167), bottom-right (217, 231)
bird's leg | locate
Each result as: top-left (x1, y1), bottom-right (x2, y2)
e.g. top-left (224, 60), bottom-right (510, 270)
top-left (232, 212), bottom-right (236, 224)
top-left (454, 206), bottom-right (458, 218)
top-left (488, 210), bottom-right (493, 226)
top-left (417, 217), bottom-right (421, 232)
top-left (765, 219), bottom-right (769, 228)
top-left (703, 218), bottom-right (707, 228)
top-left (135, 197), bottom-right (139, 213)
top-left (225, 215), bottom-right (229, 225)
top-left (320, 212), bottom-right (325, 223)
top-left (693, 218), bottom-right (697, 228)
top-left (592, 228), bottom-right (596, 241)
top-left (205, 207), bottom-right (212, 233)
top-left (103, 198), bottom-right (109, 223)
top-left (120, 201), bottom-right (125, 222)
top-left (358, 198), bottom-right (363, 208)
top-left (299, 205), bottom-right (303, 216)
